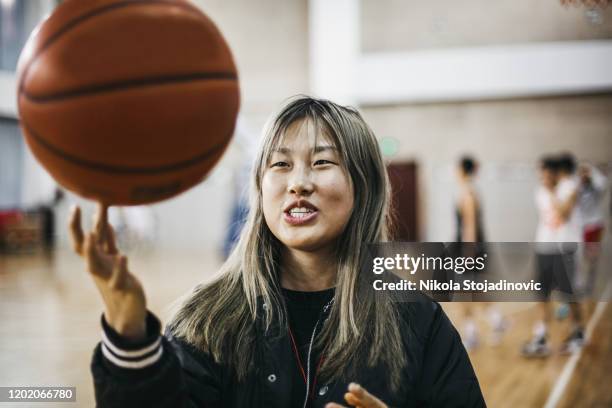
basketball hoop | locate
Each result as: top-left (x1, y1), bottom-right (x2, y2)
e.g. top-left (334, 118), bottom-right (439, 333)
top-left (560, 0), bottom-right (610, 25)
top-left (560, 0), bottom-right (610, 7)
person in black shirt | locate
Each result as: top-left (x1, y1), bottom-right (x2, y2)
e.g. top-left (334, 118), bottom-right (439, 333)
top-left (70, 96), bottom-right (485, 407)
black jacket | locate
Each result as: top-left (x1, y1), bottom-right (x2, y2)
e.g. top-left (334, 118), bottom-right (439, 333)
top-left (92, 294), bottom-right (485, 407)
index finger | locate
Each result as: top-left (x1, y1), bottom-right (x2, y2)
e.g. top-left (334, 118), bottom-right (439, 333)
top-left (94, 202), bottom-right (109, 244)
top-left (69, 205), bottom-right (84, 255)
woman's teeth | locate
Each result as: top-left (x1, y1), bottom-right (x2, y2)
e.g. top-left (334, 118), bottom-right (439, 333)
top-left (288, 207), bottom-right (315, 218)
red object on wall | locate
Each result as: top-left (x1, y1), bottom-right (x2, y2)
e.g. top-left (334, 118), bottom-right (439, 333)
top-left (387, 162), bottom-right (418, 241)
top-left (0, 210), bottom-right (23, 231)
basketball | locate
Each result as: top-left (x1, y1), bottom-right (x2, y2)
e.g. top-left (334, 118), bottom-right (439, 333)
top-left (16, 0), bottom-right (240, 205)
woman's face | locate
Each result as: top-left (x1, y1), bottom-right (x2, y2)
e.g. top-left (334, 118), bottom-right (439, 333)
top-left (262, 119), bottom-right (354, 253)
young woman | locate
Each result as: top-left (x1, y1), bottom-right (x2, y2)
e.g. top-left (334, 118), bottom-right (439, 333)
top-left (70, 96), bottom-right (485, 407)
top-left (453, 157), bottom-right (505, 349)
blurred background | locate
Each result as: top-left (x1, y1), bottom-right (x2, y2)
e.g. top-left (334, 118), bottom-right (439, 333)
top-left (0, 0), bottom-right (611, 407)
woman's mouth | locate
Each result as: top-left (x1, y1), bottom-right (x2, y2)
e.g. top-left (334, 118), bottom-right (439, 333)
top-left (283, 207), bottom-right (318, 225)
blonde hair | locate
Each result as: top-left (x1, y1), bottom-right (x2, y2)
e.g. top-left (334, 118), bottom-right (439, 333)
top-left (169, 96), bottom-right (406, 390)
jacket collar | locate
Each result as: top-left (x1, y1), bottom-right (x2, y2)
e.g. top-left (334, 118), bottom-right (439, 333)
top-left (255, 293), bottom-right (335, 335)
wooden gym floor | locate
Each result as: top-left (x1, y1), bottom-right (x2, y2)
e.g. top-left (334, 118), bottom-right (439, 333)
top-left (0, 249), bottom-right (610, 407)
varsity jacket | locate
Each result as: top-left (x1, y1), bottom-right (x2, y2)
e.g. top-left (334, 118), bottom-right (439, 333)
top-left (92, 294), bottom-right (486, 407)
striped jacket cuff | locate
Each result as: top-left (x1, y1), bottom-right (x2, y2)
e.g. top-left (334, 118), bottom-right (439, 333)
top-left (100, 312), bottom-right (163, 370)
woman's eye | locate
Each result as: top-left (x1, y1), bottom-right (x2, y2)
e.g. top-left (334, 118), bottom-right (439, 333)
top-left (314, 159), bottom-right (333, 166)
top-left (271, 161), bottom-right (288, 168)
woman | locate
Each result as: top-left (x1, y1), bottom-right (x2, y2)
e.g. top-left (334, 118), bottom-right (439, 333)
top-left (454, 156), bottom-right (484, 349)
top-left (70, 96), bottom-right (485, 407)
top-left (455, 156), bottom-right (485, 245)
top-left (453, 156), bottom-right (505, 349)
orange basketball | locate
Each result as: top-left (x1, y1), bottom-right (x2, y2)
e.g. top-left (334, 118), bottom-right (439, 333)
top-left (16, 0), bottom-right (239, 205)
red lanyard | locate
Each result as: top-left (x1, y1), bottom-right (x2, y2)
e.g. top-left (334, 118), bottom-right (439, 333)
top-left (288, 327), bottom-right (325, 400)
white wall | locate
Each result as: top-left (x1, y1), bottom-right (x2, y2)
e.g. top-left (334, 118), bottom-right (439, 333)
top-left (0, 72), bottom-right (17, 117)
top-left (361, 0), bottom-right (612, 51)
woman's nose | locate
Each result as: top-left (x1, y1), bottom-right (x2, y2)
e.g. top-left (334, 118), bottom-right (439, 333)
top-left (287, 167), bottom-right (314, 195)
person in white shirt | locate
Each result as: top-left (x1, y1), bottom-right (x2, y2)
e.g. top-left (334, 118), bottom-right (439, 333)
top-left (522, 154), bottom-right (585, 358)
top-left (555, 156), bottom-right (582, 245)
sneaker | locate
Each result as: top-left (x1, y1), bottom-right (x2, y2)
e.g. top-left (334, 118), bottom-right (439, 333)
top-left (488, 310), bottom-right (508, 346)
top-left (521, 336), bottom-right (551, 358)
top-left (490, 320), bottom-right (508, 346)
top-left (560, 328), bottom-right (585, 355)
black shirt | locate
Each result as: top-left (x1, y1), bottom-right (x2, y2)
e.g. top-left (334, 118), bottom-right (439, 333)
top-left (282, 287), bottom-right (335, 408)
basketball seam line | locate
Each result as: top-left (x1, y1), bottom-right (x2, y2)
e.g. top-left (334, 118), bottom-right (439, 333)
top-left (21, 72), bottom-right (238, 102)
top-left (22, 121), bottom-right (230, 174)
top-left (18, 0), bottom-right (221, 93)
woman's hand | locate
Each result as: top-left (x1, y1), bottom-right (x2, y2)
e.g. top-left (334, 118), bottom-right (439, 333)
top-left (70, 203), bottom-right (147, 342)
top-left (326, 383), bottom-right (388, 408)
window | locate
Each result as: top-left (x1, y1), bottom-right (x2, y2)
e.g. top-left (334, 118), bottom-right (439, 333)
top-left (0, 0), bottom-right (57, 71)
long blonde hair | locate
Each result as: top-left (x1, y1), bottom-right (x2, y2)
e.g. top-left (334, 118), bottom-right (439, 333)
top-left (169, 96), bottom-right (406, 390)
